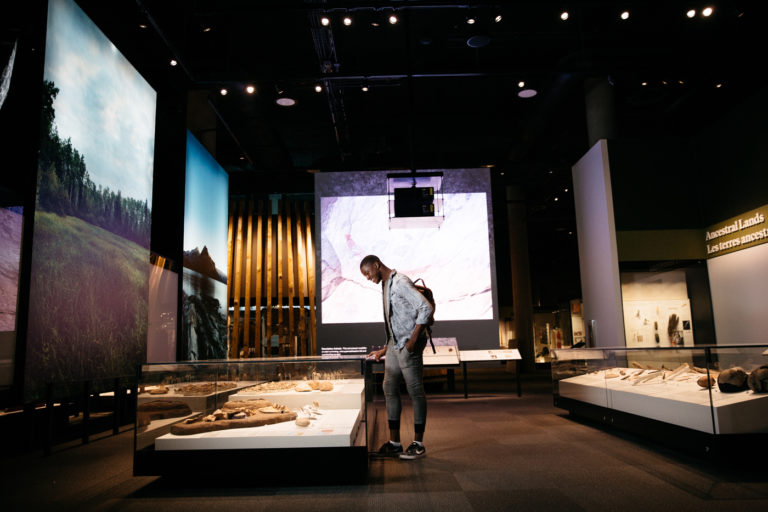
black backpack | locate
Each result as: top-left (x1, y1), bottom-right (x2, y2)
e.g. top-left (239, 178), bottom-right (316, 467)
top-left (413, 278), bottom-right (436, 353)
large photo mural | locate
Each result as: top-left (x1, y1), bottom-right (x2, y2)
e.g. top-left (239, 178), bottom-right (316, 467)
top-left (25, 0), bottom-right (156, 398)
top-left (181, 131), bottom-right (229, 360)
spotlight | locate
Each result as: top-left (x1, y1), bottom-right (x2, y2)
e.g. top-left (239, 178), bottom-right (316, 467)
top-left (466, 16), bottom-right (476, 25)
top-left (715, 83), bottom-right (723, 88)
top-left (138, 23), bottom-right (147, 29)
top-left (361, 85), bottom-right (369, 92)
top-left (620, 11), bottom-right (630, 20)
top-left (389, 14), bottom-right (398, 24)
top-left (202, 26), bottom-right (212, 33)
top-left (702, 6), bottom-right (713, 17)
top-left (560, 11), bottom-right (569, 21)
top-left (518, 81), bottom-right (525, 88)
top-left (518, 89), bottom-right (537, 98)
top-left (169, 59), bottom-right (177, 66)
top-left (564, 188), bottom-right (569, 192)
top-left (554, 197), bottom-right (559, 202)
top-left (314, 84), bottom-right (323, 93)
top-left (371, 21), bottom-right (380, 27)
top-left (220, 88), bottom-right (228, 96)
top-left (641, 81), bottom-right (648, 86)
top-left (686, 9), bottom-right (696, 18)
top-left (494, 14), bottom-right (502, 23)
top-left (246, 85), bottom-right (255, 94)
top-left (321, 16), bottom-right (330, 26)
top-left (343, 16), bottom-right (352, 26)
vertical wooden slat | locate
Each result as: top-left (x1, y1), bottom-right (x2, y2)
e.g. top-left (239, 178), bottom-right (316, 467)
top-left (304, 201), bottom-right (317, 355)
top-left (276, 199), bottom-right (284, 354)
top-left (231, 200), bottom-right (245, 359)
top-left (226, 203), bottom-right (234, 308)
top-left (254, 201), bottom-right (264, 356)
top-left (285, 200), bottom-right (296, 355)
top-left (243, 198), bottom-right (254, 356)
top-left (294, 202), bottom-right (307, 355)
top-left (265, 200), bottom-right (274, 356)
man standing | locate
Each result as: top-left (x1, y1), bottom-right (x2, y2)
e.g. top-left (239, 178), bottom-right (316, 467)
top-left (361, 254), bottom-right (434, 460)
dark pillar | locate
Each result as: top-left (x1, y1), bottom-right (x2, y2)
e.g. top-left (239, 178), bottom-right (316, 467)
top-left (584, 77), bottom-right (616, 147)
top-left (506, 186), bottom-right (535, 372)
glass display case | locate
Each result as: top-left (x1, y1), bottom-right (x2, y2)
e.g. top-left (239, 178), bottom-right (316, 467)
top-left (134, 357), bottom-right (369, 483)
top-left (551, 345), bottom-right (768, 458)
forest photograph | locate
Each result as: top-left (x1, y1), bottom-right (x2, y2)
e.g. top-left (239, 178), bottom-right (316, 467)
top-left (25, 0), bottom-right (156, 399)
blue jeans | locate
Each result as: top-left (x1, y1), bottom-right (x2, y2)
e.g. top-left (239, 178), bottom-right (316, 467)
top-left (383, 336), bottom-right (427, 427)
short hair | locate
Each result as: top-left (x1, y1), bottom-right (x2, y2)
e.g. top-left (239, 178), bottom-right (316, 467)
top-left (359, 254), bottom-right (380, 268)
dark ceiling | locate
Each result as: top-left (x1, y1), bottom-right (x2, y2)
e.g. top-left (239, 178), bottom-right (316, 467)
top-left (76, 0), bottom-right (763, 181)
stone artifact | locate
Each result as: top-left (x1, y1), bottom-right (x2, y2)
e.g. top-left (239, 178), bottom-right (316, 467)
top-left (148, 385), bottom-right (169, 395)
top-left (174, 382), bottom-right (237, 395)
top-left (242, 381), bottom-right (298, 393)
top-left (295, 418), bottom-right (310, 427)
top-left (309, 380), bottom-right (334, 391)
top-left (170, 399), bottom-right (296, 435)
top-left (717, 367), bottom-right (749, 393)
top-left (697, 375), bottom-right (716, 389)
top-left (295, 382), bottom-right (312, 392)
top-left (747, 365), bottom-right (768, 392)
top-left (137, 400), bottom-right (192, 430)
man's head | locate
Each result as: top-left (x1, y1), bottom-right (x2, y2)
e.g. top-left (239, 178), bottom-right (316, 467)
top-left (360, 254), bottom-right (384, 284)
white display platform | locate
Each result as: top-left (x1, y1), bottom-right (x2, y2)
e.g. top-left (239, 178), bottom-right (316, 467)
top-left (459, 349), bottom-right (521, 362)
top-left (155, 408), bottom-right (362, 450)
top-left (423, 346), bottom-right (460, 366)
top-left (229, 379), bottom-right (365, 410)
top-left (558, 369), bottom-right (768, 434)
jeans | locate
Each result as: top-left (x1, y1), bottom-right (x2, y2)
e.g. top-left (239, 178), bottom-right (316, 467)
top-left (383, 336), bottom-right (427, 427)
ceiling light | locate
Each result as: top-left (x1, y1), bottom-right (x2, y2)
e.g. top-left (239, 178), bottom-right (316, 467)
top-left (343, 16), bottom-right (352, 26)
top-left (554, 197), bottom-right (559, 202)
top-left (686, 9), bottom-right (696, 18)
top-left (518, 89), bottom-right (537, 98)
top-left (466, 17), bottom-right (476, 25)
top-left (678, 80), bottom-right (684, 85)
top-left (220, 88), bottom-right (228, 96)
top-left (314, 84), bottom-right (323, 93)
top-left (169, 59), bottom-right (177, 66)
top-left (715, 83), bottom-right (723, 88)
top-left (494, 15), bottom-right (502, 23)
top-left (245, 85), bottom-right (255, 94)
top-left (641, 81), bottom-right (648, 86)
top-left (276, 97), bottom-right (296, 106)
top-left (518, 81), bottom-right (525, 88)
top-left (389, 15), bottom-right (398, 25)
top-left (202, 26), bottom-right (212, 33)
top-left (361, 85), bottom-right (369, 92)
top-left (138, 23), bottom-right (147, 29)
top-left (702, 6), bottom-right (714, 17)
top-left (564, 188), bottom-right (569, 192)
top-left (560, 11), bottom-right (569, 21)
top-left (620, 11), bottom-right (630, 20)
top-left (371, 21), bottom-right (380, 27)
top-left (321, 16), bottom-right (330, 26)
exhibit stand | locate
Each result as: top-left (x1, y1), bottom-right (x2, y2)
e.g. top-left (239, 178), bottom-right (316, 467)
top-left (551, 345), bottom-right (768, 461)
top-left (133, 358), bottom-right (369, 484)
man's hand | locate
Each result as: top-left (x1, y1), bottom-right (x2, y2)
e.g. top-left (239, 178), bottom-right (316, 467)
top-left (367, 347), bottom-right (387, 362)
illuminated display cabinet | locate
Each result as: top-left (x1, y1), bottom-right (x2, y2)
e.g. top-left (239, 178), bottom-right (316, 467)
top-left (551, 345), bottom-right (768, 457)
top-left (134, 357), bottom-right (369, 483)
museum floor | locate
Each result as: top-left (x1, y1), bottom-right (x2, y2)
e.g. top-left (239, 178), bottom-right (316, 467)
top-left (2, 369), bottom-right (768, 511)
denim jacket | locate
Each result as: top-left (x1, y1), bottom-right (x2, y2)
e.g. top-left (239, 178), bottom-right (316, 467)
top-left (383, 270), bottom-right (434, 350)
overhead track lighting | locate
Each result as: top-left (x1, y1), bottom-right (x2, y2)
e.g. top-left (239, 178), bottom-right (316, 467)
top-left (321, 16), bottom-right (330, 26)
top-left (620, 11), bottom-right (630, 20)
top-left (245, 85), bottom-right (255, 94)
top-left (343, 16), bottom-right (352, 26)
top-left (686, 9), bottom-right (696, 18)
top-left (702, 7), bottom-right (714, 17)
top-left (314, 84), bottom-right (323, 93)
top-left (220, 88), bottom-right (228, 96)
top-left (560, 11), bottom-right (569, 21)
top-left (389, 14), bottom-right (398, 25)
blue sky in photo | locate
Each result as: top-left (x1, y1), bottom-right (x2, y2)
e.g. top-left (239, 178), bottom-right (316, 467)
top-left (184, 131), bottom-right (229, 272)
top-left (43, 0), bottom-right (156, 203)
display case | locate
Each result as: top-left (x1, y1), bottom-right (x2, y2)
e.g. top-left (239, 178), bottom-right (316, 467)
top-left (552, 345), bottom-right (768, 459)
top-left (134, 357), bottom-right (369, 483)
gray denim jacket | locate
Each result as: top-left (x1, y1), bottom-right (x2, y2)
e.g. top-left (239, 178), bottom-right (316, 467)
top-left (383, 270), bottom-right (434, 350)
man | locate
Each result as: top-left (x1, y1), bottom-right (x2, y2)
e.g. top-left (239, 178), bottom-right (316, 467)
top-left (361, 254), bottom-right (434, 460)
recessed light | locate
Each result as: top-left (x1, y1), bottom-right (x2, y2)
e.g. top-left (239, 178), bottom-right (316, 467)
top-left (686, 9), bottom-right (696, 18)
top-left (554, 197), bottom-right (559, 202)
top-left (276, 97), bottom-right (296, 106)
top-left (246, 85), bottom-right (255, 94)
top-left (560, 11), bottom-right (569, 21)
top-left (466, 17), bottom-right (476, 25)
top-left (343, 16), bottom-right (352, 26)
top-left (361, 85), bottom-right (369, 92)
top-left (620, 11), bottom-right (630, 20)
top-left (169, 59), bottom-right (177, 66)
top-left (321, 16), bottom-right (330, 26)
top-left (389, 15), bottom-right (398, 25)
top-left (702, 6), bottom-right (714, 17)
top-left (494, 15), bottom-right (502, 23)
top-left (314, 84), bottom-right (323, 93)
top-left (518, 89), bottom-right (537, 98)
top-left (518, 81), bottom-right (525, 88)
top-left (220, 88), bottom-right (228, 96)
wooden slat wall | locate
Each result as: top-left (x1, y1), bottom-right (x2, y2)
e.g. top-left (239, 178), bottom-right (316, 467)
top-left (227, 196), bottom-right (316, 358)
